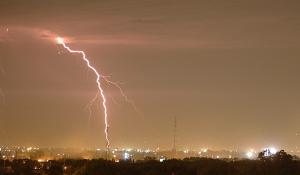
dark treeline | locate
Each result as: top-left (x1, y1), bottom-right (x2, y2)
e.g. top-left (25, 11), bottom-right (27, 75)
top-left (0, 150), bottom-right (300, 175)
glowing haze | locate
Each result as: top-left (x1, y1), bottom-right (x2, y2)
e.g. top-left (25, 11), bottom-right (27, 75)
top-left (1, 0), bottom-right (300, 151)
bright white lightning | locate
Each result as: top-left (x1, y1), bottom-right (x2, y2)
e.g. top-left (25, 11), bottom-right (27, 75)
top-left (56, 37), bottom-right (110, 149)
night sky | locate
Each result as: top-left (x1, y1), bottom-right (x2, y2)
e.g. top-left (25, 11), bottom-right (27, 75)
top-left (0, 0), bottom-right (300, 151)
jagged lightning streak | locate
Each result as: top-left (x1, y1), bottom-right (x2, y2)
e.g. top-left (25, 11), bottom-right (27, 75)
top-left (56, 37), bottom-right (110, 149)
top-left (102, 76), bottom-right (140, 114)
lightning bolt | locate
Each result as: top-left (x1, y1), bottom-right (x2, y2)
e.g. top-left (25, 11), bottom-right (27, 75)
top-left (101, 76), bottom-right (141, 115)
top-left (85, 93), bottom-right (99, 124)
top-left (56, 37), bottom-right (110, 149)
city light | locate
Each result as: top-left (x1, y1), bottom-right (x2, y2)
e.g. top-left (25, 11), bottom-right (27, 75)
top-left (38, 159), bottom-right (45, 162)
top-left (246, 151), bottom-right (254, 159)
top-left (269, 147), bottom-right (277, 154)
top-left (124, 152), bottom-right (130, 160)
top-left (246, 149), bottom-right (256, 159)
top-left (159, 157), bottom-right (165, 162)
top-left (263, 147), bottom-right (278, 156)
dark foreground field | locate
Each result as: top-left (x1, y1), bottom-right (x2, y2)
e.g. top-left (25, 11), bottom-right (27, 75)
top-left (1, 150), bottom-right (300, 175)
